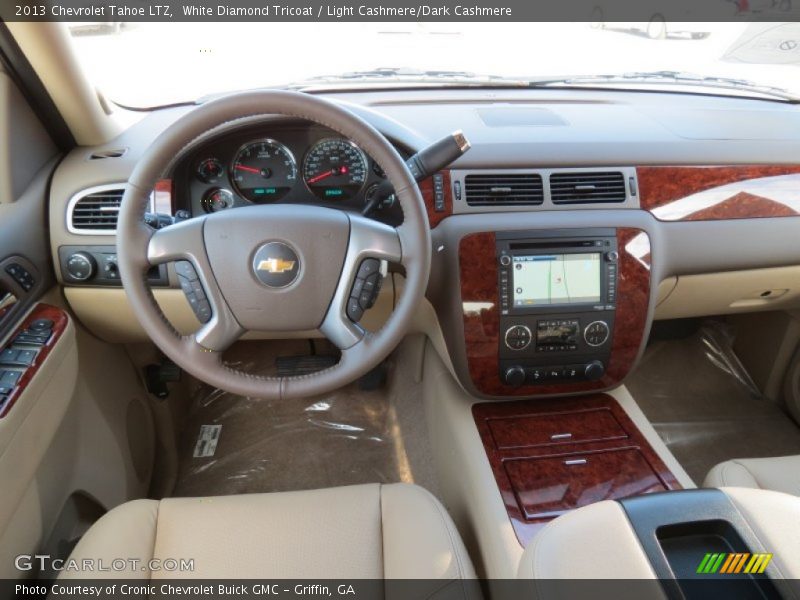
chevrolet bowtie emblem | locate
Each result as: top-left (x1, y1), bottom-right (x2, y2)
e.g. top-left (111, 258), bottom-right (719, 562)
top-left (256, 258), bottom-right (296, 274)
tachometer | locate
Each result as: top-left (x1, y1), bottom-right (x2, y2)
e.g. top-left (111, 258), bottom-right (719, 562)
top-left (303, 138), bottom-right (368, 201)
top-left (231, 139), bottom-right (297, 202)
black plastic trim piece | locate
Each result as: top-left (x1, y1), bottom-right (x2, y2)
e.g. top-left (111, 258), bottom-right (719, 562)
top-left (619, 490), bottom-right (781, 600)
top-left (0, 23), bottom-right (75, 151)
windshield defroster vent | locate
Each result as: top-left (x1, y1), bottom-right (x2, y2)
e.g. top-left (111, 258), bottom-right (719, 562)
top-left (68, 186), bottom-right (125, 234)
top-left (550, 171), bottom-right (627, 204)
top-left (464, 173), bottom-right (544, 206)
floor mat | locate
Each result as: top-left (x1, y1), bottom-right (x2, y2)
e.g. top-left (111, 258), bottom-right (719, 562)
top-left (626, 321), bottom-right (800, 485)
top-left (171, 337), bottom-right (438, 498)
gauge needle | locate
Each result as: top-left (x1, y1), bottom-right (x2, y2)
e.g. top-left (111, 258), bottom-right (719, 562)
top-left (307, 169), bottom-right (336, 184)
top-left (235, 165), bottom-right (261, 174)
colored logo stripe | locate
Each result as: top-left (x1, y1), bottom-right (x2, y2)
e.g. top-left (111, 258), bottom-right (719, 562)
top-left (697, 553), bottom-right (773, 574)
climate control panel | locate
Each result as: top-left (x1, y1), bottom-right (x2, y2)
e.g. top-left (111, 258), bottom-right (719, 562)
top-left (498, 313), bottom-right (614, 387)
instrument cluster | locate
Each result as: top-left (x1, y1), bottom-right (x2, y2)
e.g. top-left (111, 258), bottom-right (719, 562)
top-left (176, 123), bottom-right (403, 225)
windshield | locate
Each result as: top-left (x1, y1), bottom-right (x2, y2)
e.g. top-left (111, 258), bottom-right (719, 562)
top-left (68, 22), bottom-right (800, 107)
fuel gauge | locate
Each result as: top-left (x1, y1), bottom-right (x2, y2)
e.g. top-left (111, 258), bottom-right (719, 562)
top-left (197, 158), bottom-right (224, 183)
top-left (202, 188), bottom-right (234, 213)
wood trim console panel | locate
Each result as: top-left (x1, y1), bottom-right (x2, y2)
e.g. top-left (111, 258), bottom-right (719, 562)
top-left (459, 228), bottom-right (651, 396)
top-left (637, 165), bottom-right (800, 222)
top-left (0, 304), bottom-right (68, 418)
top-left (473, 394), bottom-right (682, 546)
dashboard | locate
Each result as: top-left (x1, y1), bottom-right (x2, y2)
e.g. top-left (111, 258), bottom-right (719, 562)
top-left (46, 87), bottom-right (800, 399)
top-left (173, 122), bottom-right (405, 226)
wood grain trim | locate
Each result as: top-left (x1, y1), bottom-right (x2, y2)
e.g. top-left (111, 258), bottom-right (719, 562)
top-left (473, 394), bottom-right (682, 546)
top-left (458, 228), bottom-right (651, 396)
top-left (418, 170), bottom-right (452, 228)
top-left (638, 165), bottom-right (800, 221)
top-left (0, 304), bottom-right (69, 418)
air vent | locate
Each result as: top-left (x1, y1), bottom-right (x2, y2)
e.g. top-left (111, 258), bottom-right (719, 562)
top-left (89, 148), bottom-right (127, 160)
top-left (69, 187), bottom-right (124, 233)
top-left (464, 173), bottom-right (544, 206)
top-left (550, 171), bottom-right (627, 204)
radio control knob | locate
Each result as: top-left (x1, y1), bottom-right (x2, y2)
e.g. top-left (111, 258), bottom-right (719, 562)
top-left (65, 251), bottom-right (96, 282)
top-left (500, 255), bottom-right (512, 266)
top-left (584, 360), bottom-right (605, 381)
top-left (504, 366), bottom-right (526, 387)
top-left (504, 325), bottom-right (532, 350)
top-left (584, 320), bottom-right (610, 346)
top-left (606, 251), bottom-right (619, 262)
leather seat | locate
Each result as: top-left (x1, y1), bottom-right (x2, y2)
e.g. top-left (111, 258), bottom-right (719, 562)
top-left (704, 455), bottom-right (800, 496)
top-left (62, 483), bottom-right (475, 580)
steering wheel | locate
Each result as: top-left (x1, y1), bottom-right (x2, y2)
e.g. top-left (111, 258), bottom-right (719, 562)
top-left (118, 91), bottom-right (431, 399)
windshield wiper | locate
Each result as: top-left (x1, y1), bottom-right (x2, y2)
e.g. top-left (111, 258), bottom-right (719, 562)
top-left (287, 67), bottom-right (528, 89)
top-left (533, 71), bottom-right (797, 101)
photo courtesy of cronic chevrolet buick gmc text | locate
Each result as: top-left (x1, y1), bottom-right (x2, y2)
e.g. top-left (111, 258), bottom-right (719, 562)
top-left (1, 13), bottom-right (800, 600)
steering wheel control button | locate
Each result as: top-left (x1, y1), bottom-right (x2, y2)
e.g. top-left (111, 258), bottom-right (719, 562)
top-left (174, 261), bottom-right (212, 324)
top-left (252, 242), bottom-right (300, 288)
top-left (584, 321), bottom-right (610, 346)
top-left (346, 297), bottom-right (363, 322)
top-left (504, 325), bottom-right (532, 350)
top-left (195, 300), bottom-right (212, 324)
top-left (357, 258), bottom-right (380, 279)
top-left (347, 259), bottom-right (385, 322)
top-left (175, 261), bottom-right (198, 281)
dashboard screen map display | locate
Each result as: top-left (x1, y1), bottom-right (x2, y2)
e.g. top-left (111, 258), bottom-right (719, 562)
top-left (512, 253), bottom-right (601, 306)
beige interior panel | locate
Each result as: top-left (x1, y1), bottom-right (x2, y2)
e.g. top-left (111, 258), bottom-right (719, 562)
top-left (655, 276), bottom-right (678, 307)
top-left (724, 487), bottom-right (800, 586)
top-left (422, 342), bottom-right (523, 579)
top-left (63, 274), bottom-right (401, 344)
top-left (656, 266), bottom-right (800, 320)
top-left (65, 287), bottom-right (202, 343)
top-left (517, 500), bottom-right (661, 582)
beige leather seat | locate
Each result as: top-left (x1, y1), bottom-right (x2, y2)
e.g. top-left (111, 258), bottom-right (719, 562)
top-left (62, 483), bottom-right (475, 580)
top-left (704, 455), bottom-right (800, 496)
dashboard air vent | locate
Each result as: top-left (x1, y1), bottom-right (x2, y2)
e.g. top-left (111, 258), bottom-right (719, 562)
top-left (550, 171), bottom-right (627, 204)
top-left (69, 187), bottom-right (125, 232)
top-left (464, 173), bottom-right (544, 206)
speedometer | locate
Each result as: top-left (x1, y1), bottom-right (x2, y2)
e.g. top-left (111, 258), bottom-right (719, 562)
top-left (231, 139), bottom-right (297, 202)
top-left (303, 138), bottom-right (368, 201)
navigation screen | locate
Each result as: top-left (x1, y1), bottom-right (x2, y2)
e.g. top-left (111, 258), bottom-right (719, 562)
top-left (512, 253), bottom-right (601, 306)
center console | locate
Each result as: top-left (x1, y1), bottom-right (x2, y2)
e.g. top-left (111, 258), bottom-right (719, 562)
top-left (458, 226), bottom-right (651, 397)
top-left (496, 229), bottom-right (618, 387)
